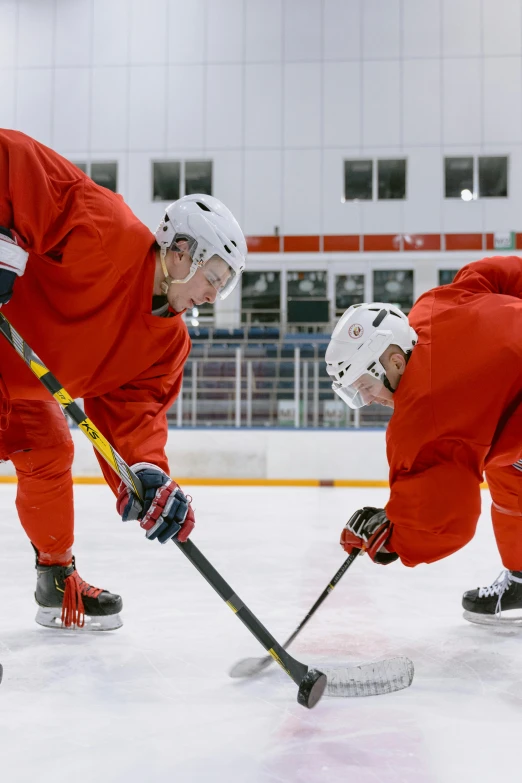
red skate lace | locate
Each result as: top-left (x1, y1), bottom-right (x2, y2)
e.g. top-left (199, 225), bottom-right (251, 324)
top-left (61, 571), bottom-right (102, 628)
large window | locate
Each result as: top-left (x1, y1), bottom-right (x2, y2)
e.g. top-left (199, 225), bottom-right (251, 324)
top-left (344, 160), bottom-right (372, 200)
top-left (445, 157), bottom-right (473, 199)
top-left (287, 271), bottom-right (327, 298)
top-left (373, 270), bottom-right (414, 313)
top-left (153, 161), bottom-right (180, 202)
top-left (479, 156), bottom-right (508, 198)
top-left (185, 160), bottom-right (212, 195)
top-left (153, 160), bottom-right (212, 201)
top-left (241, 271), bottom-right (281, 323)
top-left (335, 274), bottom-right (365, 313)
top-left (445, 156), bottom-right (508, 199)
top-left (287, 271), bottom-right (329, 325)
top-left (438, 269), bottom-right (459, 286)
top-left (378, 159), bottom-right (407, 200)
top-left (72, 161), bottom-right (118, 192)
top-left (344, 158), bottom-right (406, 201)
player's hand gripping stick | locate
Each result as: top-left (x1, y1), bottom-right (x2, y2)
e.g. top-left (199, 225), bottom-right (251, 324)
top-left (0, 312), bottom-right (326, 709)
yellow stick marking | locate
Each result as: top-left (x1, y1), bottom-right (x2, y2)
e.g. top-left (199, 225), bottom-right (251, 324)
top-left (77, 419), bottom-right (118, 470)
top-left (268, 648), bottom-right (291, 675)
top-left (29, 360), bottom-right (51, 379)
top-left (226, 600), bottom-right (238, 613)
top-left (54, 388), bottom-right (74, 406)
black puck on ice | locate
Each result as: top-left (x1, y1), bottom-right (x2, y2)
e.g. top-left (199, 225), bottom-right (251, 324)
top-left (297, 668), bottom-right (327, 709)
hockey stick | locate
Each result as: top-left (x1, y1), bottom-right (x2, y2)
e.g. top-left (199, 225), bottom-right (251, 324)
top-left (0, 313), bottom-right (326, 709)
top-left (230, 548), bottom-right (362, 678)
top-left (229, 549), bottom-right (414, 697)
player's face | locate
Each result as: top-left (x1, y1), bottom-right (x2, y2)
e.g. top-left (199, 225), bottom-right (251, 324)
top-left (166, 252), bottom-right (231, 313)
top-left (351, 374), bottom-right (395, 408)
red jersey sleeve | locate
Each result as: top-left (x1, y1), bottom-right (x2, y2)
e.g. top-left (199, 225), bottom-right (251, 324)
top-left (83, 340), bottom-right (188, 496)
top-left (385, 441), bottom-right (483, 566)
top-left (452, 255), bottom-right (522, 299)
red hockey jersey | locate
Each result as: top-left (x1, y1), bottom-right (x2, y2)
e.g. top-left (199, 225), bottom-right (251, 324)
top-left (0, 129), bottom-right (190, 492)
top-left (386, 256), bottom-right (522, 566)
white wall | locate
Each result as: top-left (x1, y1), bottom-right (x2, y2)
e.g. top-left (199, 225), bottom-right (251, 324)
top-left (0, 427), bottom-right (389, 481)
top-left (1, 0), bottom-right (521, 239)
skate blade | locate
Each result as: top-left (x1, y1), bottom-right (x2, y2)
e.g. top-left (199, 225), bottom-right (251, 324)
top-left (463, 610), bottom-right (522, 627)
top-left (35, 607), bottom-right (123, 631)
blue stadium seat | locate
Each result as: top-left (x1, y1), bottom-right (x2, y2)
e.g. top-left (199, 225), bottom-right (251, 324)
top-left (279, 361), bottom-right (295, 378)
top-left (247, 326), bottom-right (265, 340)
top-left (213, 328), bottom-right (233, 340)
top-left (188, 327), bottom-right (210, 340)
top-left (245, 344), bottom-right (266, 358)
top-left (189, 344), bottom-right (205, 358)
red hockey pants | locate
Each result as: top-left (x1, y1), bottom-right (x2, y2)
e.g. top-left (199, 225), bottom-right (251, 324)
top-left (486, 464), bottom-right (522, 570)
top-left (0, 398), bottom-right (74, 565)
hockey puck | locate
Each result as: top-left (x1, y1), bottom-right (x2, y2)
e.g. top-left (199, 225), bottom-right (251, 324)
top-left (297, 668), bottom-right (327, 709)
top-left (0, 664), bottom-right (3, 685)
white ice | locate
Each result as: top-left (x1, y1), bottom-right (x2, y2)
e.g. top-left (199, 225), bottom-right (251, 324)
top-left (0, 483), bottom-right (520, 783)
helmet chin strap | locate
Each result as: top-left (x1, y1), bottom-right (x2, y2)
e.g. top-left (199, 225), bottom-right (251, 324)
top-left (159, 247), bottom-right (198, 295)
top-left (382, 375), bottom-right (396, 394)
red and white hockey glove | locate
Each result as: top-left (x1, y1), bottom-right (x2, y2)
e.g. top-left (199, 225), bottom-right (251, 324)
top-left (116, 463), bottom-right (195, 544)
top-left (340, 507), bottom-right (398, 565)
top-left (0, 227), bottom-right (28, 305)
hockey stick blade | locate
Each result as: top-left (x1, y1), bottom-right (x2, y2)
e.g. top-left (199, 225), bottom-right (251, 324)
top-left (229, 655), bottom-right (273, 679)
top-left (230, 655), bottom-right (414, 697)
top-left (324, 656), bottom-right (414, 697)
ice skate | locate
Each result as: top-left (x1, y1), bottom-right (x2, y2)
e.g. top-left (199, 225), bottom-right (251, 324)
top-left (35, 557), bottom-right (123, 631)
top-left (462, 570), bottom-right (522, 626)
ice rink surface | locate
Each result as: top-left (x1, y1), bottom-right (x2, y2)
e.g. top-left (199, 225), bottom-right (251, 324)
top-left (0, 483), bottom-right (520, 783)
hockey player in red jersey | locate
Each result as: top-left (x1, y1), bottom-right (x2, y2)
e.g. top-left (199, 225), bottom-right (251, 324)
top-left (0, 129), bottom-right (247, 630)
top-left (326, 256), bottom-right (522, 625)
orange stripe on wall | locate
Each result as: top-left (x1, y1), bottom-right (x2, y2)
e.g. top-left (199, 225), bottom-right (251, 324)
top-left (283, 235), bottom-right (320, 252)
top-left (246, 236), bottom-right (281, 253)
top-left (444, 233), bottom-right (484, 251)
top-left (363, 234), bottom-right (402, 252)
top-left (323, 235), bottom-right (360, 252)
top-left (245, 232), bottom-right (520, 254)
top-left (403, 234), bottom-right (441, 251)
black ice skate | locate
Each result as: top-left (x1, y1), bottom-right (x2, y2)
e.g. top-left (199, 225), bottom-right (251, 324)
top-left (462, 570), bottom-right (522, 625)
top-left (35, 557), bottom-right (123, 631)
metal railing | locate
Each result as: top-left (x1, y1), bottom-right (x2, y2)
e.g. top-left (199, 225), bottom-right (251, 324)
top-left (167, 349), bottom-right (392, 429)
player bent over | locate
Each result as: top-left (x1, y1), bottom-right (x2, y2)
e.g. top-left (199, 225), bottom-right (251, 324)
top-left (325, 256), bottom-right (522, 625)
top-left (0, 129), bottom-right (247, 630)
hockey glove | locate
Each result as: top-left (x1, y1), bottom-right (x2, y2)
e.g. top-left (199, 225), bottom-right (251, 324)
top-left (340, 507), bottom-right (398, 565)
top-left (0, 227), bottom-right (28, 305)
top-left (116, 463), bottom-right (195, 544)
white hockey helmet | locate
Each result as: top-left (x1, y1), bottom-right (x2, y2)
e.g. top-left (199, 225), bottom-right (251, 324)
top-left (326, 303), bottom-right (417, 408)
top-left (155, 194), bottom-right (247, 300)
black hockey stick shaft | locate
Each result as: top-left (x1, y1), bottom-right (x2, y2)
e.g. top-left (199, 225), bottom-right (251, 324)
top-left (229, 548), bottom-right (361, 678)
top-left (174, 538), bottom-right (308, 683)
top-left (280, 548), bottom-right (361, 651)
top-left (0, 312), bottom-right (313, 690)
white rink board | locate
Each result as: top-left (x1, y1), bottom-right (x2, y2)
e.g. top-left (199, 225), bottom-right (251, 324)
top-left (0, 427), bottom-right (389, 481)
top-left (0, 483), bottom-right (518, 783)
